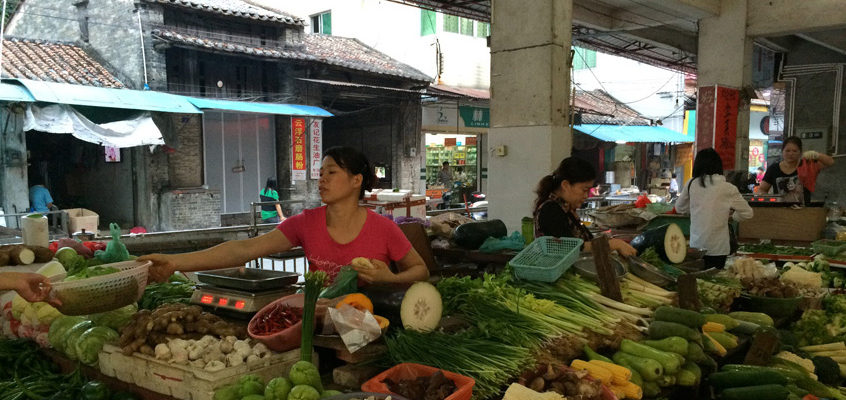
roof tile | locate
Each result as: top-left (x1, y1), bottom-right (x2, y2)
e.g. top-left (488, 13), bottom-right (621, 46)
top-left (144, 0), bottom-right (304, 25)
top-left (1, 38), bottom-right (124, 88)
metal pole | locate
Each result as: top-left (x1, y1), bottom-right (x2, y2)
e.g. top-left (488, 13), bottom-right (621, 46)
top-left (0, 0), bottom-right (9, 77)
top-left (136, 8), bottom-right (149, 89)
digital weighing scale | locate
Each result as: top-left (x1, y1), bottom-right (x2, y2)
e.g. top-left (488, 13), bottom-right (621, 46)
top-left (190, 267), bottom-right (300, 319)
top-left (743, 193), bottom-right (786, 204)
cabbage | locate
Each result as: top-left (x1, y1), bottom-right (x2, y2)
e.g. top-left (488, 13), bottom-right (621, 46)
top-left (74, 326), bottom-right (119, 365)
top-left (89, 304), bottom-right (137, 330)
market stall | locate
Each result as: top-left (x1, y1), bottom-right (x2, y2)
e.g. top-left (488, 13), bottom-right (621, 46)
top-left (3, 205), bottom-right (846, 400)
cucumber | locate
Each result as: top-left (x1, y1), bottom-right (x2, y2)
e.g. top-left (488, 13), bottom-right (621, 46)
top-left (720, 365), bottom-right (806, 382)
top-left (642, 336), bottom-right (689, 355)
top-left (730, 320), bottom-right (762, 335)
top-left (642, 381), bottom-right (661, 397)
top-left (682, 362), bottom-right (702, 386)
top-left (729, 311), bottom-right (774, 327)
top-left (649, 321), bottom-right (702, 342)
top-left (613, 357), bottom-right (643, 387)
top-left (704, 314), bottom-right (740, 330)
top-left (613, 351), bottom-right (663, 381)
top-left (583, 345), bottom-right (613, 363)
top-left (708, 370), bottom-right (788, 389)
top-left (720, 384), bottom-right (789, 400)
top-left (686, 342), bottom-right (707, 363)
top-left (657, 374), bottom-right (676, 387)
top-left (709, 331), bottom-right (739, 350)
top-left (620, 339), bottom-right (681, 374)
top-left (676, 368), bottom-right (698, 386)
top-left (654, 306), bottom-right (706, 329)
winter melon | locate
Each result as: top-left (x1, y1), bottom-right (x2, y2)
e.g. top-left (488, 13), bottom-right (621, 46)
top-left (630, 223), bottom-right (687, 264)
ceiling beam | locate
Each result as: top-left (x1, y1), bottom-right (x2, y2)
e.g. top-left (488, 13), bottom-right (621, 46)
top-left (747, 0), bottom-right (846, 37)
top-left (624, 26), bottom-right (699, 55)
top-left (796, 33), bottom-right (846, 56)
top-left (634, 0), bottom-right (719, 19)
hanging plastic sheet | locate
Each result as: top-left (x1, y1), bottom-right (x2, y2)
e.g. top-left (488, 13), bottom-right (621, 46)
top-left (24, 104), bottom-right (165, 148)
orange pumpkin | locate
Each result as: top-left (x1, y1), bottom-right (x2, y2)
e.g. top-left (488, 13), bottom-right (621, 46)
top-left (336, 293), bottom-right (374, 314)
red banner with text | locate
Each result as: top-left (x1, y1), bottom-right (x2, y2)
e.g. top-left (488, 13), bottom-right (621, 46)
top-left (292, 118), bottom-right (307, 181)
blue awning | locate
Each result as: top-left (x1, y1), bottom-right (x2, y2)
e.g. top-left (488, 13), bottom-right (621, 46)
top-left (186, 96), bottom-right (333, 117)
top-left (8, 79), bottom-right (201, 114)
top-left (0, 82), bottom-right (35, 102)
top-left (574, 124), bottom-right (694, 143)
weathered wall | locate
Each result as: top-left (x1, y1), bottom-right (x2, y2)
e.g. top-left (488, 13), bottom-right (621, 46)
top-left (167, 115), bottom-right (204, 188)
top-left (0, 107), bottom-right (29, 227)
top-left (393, 96), bottom-right (424, 193)
top-left (158, 189), bottom-right (221, 230)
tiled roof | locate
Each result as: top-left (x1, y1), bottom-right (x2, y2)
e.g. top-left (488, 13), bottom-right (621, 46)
top-left (1, 38), bottom-right (123, 88)
top-left (144, 0), bottom-right (304, 25)
top-left (574, 89), bottom-right (650, 125)
top-left (427, 84), bottom-right (489, 100)
top-left (151, 29), bottom-right (432, 83)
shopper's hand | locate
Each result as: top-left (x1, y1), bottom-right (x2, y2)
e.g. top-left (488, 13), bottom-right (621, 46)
top-left (610, 238), bottom-right (638, 258)
top-left (803, 150), bottom-right (820, 160)
top-left (4, 272), bottom-right (53, 303)
top-left (137, 253), bottom-right (178, 282)
top-left (352, 259), bottom-right (396, 284)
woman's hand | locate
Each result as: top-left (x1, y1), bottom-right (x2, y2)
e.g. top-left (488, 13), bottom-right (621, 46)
top-left (351, 259), bottom-right (396, 284)
top-left (609, 238), bottom-right (638, 258)
top-left (1, 272), bottom-right (54, 303)
top-left (137, 254), bottom-right (178, 283)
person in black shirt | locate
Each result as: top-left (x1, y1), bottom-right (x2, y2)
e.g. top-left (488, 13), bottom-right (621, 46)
top-left (533, 157), bottom-right (636, 256)
top-left (758, 137), bottom-right (834, 203)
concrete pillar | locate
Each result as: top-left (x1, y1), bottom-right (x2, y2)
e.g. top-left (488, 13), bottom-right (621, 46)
top-left (696, 0), bottom-right (753, 172)
top-left (488, 0), bottom-right (572, 231)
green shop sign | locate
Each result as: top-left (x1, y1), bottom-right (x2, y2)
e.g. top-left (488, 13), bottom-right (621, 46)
top-left (458, 106), bottom-right (489, 128)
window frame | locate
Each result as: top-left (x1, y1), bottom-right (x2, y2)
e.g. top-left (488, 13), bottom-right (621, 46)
top-left (310, 10), bottom-right (331, 35)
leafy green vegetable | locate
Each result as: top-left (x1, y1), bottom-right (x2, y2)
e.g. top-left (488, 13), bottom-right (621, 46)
top-left (792, 295), bottom-right (846, 346)
top-left (138, 276), bottom-right (195, 310)
top-left (74, 327), bottom-right (119, 366)
top-left (739, 243), bottom-right (815, 256)
top-left (318, 266), bottom-right (357, 298)
top-left (89, 304), bottom-right (137, 330)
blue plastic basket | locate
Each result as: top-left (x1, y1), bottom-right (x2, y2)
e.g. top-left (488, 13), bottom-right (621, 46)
top-left (510, 236), bottom-right (583, 282)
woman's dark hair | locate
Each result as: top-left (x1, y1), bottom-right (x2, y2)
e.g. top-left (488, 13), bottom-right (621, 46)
top-left (691, 148), bottom-right (724, 188)
top-left (783, 136), bottom-right (803, 151)
top-left (534, 157), bottom-right (596, 211)
top-left (323, 146), bottom-right (375, 199)
top-left (264, 178), bottom-right (277, 191)
top-left (442, 161), bottom-right (449, 167)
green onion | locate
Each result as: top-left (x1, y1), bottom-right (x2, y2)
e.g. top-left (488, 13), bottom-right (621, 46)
top-left (300, 270), bottom-right (328, 362)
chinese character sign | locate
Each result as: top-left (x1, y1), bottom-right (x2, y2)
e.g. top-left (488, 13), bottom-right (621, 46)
top-left (310, 119), bottom-right (322, 180)
top-left (292, 118), bottom-right (307, 181)
top-left (713, 86), bottom-right (739, 170)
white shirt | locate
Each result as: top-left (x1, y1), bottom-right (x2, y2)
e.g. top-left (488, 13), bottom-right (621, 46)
top-left (675, 174), bottom-right (753, 256)
top-left (669, 178), bottom-right (679, 193)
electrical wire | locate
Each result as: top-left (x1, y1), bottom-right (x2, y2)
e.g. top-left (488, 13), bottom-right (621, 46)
top-left (574, 48), bottom-right (679, 106)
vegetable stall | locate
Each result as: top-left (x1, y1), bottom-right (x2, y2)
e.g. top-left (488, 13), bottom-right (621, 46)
top-left (2, 214), bottom-right (846, 400)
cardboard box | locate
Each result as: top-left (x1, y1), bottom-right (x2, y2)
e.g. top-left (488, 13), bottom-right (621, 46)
top-left (362, 195), bottom-right (427, 219)
top-left (738, 206), bottom-right (827, 242)
top-left (65, 208), bottom-right (99, 235)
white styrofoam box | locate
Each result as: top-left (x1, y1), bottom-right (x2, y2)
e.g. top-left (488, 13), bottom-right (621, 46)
top-left (99, 344), bottom-right (314, 400)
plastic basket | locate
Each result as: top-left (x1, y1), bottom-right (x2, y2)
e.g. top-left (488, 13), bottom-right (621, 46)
top-left (812, 239), bottom-right (846, 257)
top-left (510, 236), bottom-right (583, 282)
top-left (49, 260), bottom-right (150, 316)
top-left (361, 363), bottom-right (475, 400)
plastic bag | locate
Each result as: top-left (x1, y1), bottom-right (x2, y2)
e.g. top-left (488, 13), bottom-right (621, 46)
top-left (94, 223), bottom-right (130, 264)
top-left (327, 303), bottom-right (381, 353)
top-left (478, 231), bottom-right (525, 253)
top-left (319, 266), bottom-right (358, 298)
top-left (429, 212), bottom-right (473, 238)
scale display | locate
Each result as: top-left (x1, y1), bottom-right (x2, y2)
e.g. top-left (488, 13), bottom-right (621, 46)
top-left (190, 284), bottom-right (295, 314)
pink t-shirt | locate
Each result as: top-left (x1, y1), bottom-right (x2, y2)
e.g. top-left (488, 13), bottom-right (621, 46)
top-left (277, 206), bottom-right (412, 282)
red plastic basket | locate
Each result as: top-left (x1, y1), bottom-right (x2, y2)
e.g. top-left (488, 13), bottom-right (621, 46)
top-left (361, 363), bottom-right (475, 400)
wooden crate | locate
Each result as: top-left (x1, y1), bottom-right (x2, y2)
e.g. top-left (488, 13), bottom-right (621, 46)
top-left (99, 344), bottom-right (315, 400)
top-left (738, 206), bottom-right (827, 242)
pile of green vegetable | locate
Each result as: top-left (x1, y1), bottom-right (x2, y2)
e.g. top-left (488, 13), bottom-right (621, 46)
top-left (48, 310), bottom-right (126, 366)
top-left (213, 362), bottom-right (337, 400)
top-left (738, 243), bottom-right (816, 256)
top-left (0, 338), bottom-right (129, 400)
top-left (697, 275), bottom-right (742, 312)
top-left (793, 294), bottom-right (846, 346)
top-left (138, 273), bottom-right (196, 310)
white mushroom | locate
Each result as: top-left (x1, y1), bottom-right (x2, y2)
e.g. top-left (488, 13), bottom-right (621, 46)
top-left (204, 360), bottom-right (226, 372)
top-left (154, 343), bottom-right (172, 361)
top-left (225, 352), bottom-right (244, 367)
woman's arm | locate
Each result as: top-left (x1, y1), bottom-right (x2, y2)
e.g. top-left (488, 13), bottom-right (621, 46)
top-left (674, 180), bottom-right (691, 214)
top-left (354, 248), bottom-right (429, 284)
top-left (728, 186), bottom-right (754, 222)
top-left (139, 229), bottom-right (293, 282)
top-left (0, 272), bottom-right (52, 302)
top-left (757, 180), bottom-right (772, 194)
top-left (817, 153), bottom-right (835, 169)
top-left (275, 204), bottom-right (286, 221)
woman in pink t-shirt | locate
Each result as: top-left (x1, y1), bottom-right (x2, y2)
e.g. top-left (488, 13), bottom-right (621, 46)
top-left (140, 147), bottom-right (429, 285)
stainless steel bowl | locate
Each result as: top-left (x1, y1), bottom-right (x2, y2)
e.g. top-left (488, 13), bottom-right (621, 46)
top-left (573, 254), bottom-right (627, 282)
top-left (627, 256), bottom-right (675, 286)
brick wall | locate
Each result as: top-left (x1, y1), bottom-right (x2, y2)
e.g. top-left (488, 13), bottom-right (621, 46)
top-left (168, 115), bottom-right (204, 188)
top-left (159, 189), bottom-right (221, 231)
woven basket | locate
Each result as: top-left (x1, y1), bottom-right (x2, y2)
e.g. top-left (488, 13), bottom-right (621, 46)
top-left (50, 260), bottom-right (150, 316)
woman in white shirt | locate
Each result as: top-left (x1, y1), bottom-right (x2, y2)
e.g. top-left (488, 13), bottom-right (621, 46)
top-left (675, 148), bottom-right (753, 269)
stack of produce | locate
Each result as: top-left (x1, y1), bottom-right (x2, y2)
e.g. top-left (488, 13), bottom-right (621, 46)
top-left (0, 244), bottom-right (53, 266)
top-left (785, 256), bottom-right (846, 290)
top-left (713, 363), bottom-right (846, 400)
top-left (697, 275), bottom-right (742, 312)
top-left (738, 243), bottom-right (816, 258)
top-left (793, 294), bottom-right (846, 346)
top-left (572, 353), bottom-right (642, 399)
top-left (138, 273), bottom-right (196, 310)
top-left (213, 361), bottom-right (337, 400)
top-left (799, 342), bottom-right (846, 381)
top-left (514, 363), bottom-right (613, 399)
top-left (47, 304), bottom-right (136, 366)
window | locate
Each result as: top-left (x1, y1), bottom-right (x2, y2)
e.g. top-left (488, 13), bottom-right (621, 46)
top-left (421, 9), bottom-right (436, 36)
top-left (459, 18), bottom-right (474, 36)
top-left (476, 22), bottom-right (490, 38)
top-left (573, 47), bottom-right (597, 70)
top-left (443, 14), bottom-right (458, 33)
top-left (311, 11), bottom-right (331, 35)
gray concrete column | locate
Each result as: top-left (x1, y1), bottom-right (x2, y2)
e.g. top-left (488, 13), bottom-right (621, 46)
top-left (697, 0), bottom-right (753, 172)
top-left (488, 0), bottom-right (573, 231)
